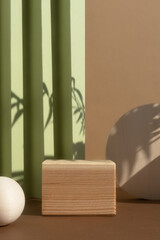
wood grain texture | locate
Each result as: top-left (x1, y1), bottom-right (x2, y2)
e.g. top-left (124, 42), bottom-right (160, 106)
top-left (42, 160), bottom-right (116, 215)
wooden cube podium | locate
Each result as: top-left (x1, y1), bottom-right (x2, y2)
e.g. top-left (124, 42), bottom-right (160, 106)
top-left (42, 160), bottom-right (116, 215)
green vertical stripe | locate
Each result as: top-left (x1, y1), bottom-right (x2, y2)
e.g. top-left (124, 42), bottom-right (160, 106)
top-left (0, 0), bottom-right (12, 177)
top-left (51, 0), bottom-right (73, 159)
top-left (22, 0), bottom-right (44, 197)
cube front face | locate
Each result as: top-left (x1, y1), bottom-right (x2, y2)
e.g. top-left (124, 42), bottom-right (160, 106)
top-left (42, 160), bottom-right (116, 215)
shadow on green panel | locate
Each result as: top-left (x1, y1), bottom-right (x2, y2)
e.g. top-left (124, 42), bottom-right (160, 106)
top-left (11, 92), bottom-right (24, 127)
top-left (11, 78), bottom-right (85, 160)
top-left (42, 82), bottom-right (54, 129)
top-left (73, 141), bottom-right (85, 159)
top-left (11, 82), bottom-right (53, 129)
top-left (11, 79), bottom-right (85, 134)
top-left (72, 77), bottom-right (85, 136)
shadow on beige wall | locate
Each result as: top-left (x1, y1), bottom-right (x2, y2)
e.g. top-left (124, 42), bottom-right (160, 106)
top-left (106, 103), bottom-right (160, 200)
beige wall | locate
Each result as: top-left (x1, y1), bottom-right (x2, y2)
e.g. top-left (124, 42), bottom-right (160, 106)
top-left (86, 0), bottom-right (160, 159)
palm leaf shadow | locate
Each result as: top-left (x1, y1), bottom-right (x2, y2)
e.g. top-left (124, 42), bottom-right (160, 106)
top-left (11, 83), bottom-right (54, 129)
top-left (11, 92), bottom-right (24, 127)
top-left (11, 79), bottom-right (85, 136)
top-left (72, 77), bottom-right (85, 135)
top-left (43, 82), bottom-right (53, 129)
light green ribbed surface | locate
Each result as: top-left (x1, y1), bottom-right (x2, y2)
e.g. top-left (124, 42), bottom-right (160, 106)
top-left (0, 0), bottom-right (12, 177)
top-left (0, 0), bottom-right (73, 197)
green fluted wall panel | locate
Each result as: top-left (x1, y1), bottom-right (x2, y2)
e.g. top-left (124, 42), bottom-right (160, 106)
top-left (0, 0), bottom-right (12, 177)
top-left (51, 0), bottom-right (73, 159)
top-left (22, 0), bottom-right (44, 197)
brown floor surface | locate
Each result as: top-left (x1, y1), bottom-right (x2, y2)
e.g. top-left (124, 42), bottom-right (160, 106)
top-left (1, 188), bottom-right (160, 240)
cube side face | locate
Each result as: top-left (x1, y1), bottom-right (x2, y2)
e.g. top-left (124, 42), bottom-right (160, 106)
top-left (42, 160), bottom-right (116, 215)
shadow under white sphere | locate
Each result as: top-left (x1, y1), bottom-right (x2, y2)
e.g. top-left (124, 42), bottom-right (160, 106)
top-left (0, 177), bottom-right (25, 226)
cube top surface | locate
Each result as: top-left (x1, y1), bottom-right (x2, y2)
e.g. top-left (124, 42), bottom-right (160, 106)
top-left (43, 159), bottom-right (115, 166)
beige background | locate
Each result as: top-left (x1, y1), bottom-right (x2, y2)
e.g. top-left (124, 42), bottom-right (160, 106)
top-left (86, 0), bottom-right (160, 160)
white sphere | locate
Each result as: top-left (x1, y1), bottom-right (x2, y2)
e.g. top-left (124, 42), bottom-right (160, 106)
top-left (0, 177), bottom-right (25, 226)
